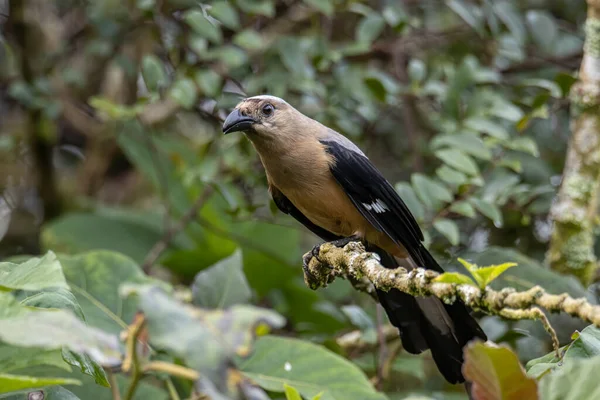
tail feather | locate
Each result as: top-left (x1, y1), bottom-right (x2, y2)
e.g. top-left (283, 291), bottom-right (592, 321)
top-left (371, 244), bottom-right (486, 384)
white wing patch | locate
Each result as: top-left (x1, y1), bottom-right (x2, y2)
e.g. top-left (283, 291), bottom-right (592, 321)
top-left (362, 199), bottom-right (389, 214)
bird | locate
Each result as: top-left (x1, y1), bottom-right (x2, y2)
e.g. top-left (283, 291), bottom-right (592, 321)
top-left (222, 95), bottom-right (487, 385)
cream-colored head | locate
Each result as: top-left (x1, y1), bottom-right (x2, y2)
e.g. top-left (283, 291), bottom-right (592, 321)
top-left (222, 95), bottom-right (315, 144)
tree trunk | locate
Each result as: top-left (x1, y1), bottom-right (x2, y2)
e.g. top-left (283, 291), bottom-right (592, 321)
top-left (547, 1), bottom-right (600, 285)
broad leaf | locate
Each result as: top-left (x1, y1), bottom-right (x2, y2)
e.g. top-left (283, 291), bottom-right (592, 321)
top-left (538, 356), bottom-right (600, 400)
top-left (122, 284), bottom-right (285, 386)
top-left (192, 249), bottom-right (252, 308)
top-left (0, 252), bottom-right (68, 292)
top-left (59, 251), bottom-right (164, 334)
top-left (238, 336), bottom-right (386, 400)
top-left (62, 349), bottom-right (109, 387)
top-left (0, 310), bottom-right (121, 367)
top-left (0, 374), bottom-right (80, 394)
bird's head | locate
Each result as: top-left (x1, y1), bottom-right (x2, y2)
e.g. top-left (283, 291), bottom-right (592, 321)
top-left (222, 95), bottom-right (300, 139)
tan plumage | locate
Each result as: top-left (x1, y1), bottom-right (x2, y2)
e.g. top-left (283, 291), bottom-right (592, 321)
top-left (237, 96), bottom-right (407, 258)
top-left (223, 94), bottom-right (487, 386)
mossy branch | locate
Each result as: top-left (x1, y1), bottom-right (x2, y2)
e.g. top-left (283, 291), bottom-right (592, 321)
top-left (303, 241), bottom-right (600, 350)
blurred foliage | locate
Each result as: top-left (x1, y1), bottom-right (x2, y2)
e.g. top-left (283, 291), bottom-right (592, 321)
top-left (0, 0), bottom-right (599, 399)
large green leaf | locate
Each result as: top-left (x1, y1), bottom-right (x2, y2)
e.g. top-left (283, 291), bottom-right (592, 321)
top-left (122, 284), bottom-right (285, 387)
top-left (192, 249), bottom-right (252, 308)
top-left (538, 356), bottom-right (600, 400)
top-left (1, 386), bottom-right (82, 400)
top-left (238, 336), bottom-right (386, 400)
top-left (42, 210), bottom-right (190, 266)
top-left (527, 325), bottom-right (600, 378)
top-left (58, 251), bottom-right (163, 334)
top-left (0, 310), bottom-right (121, 367)
top-left (0, 252), bottom-right (68, 292)
top-left (0, 374), bottom-right (80, 394)
top-left (18, 288), bottom-right (84, 321)
top-left (0, 345), bottom-right (69, 374)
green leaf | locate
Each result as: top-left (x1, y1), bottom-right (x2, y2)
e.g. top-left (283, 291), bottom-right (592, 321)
top-left (209, 1), bottom-right (240, 29)
top-left (183, 8), bottom-right (222, 43)
top-left (19, 288), bottom-right (85, 321)
top-left (436, 165), bottom-right (468, 186)
top-left (0, 310), bottom-right (121, 367)
top-left (59, 251), bottom-right (163, 334)
top-left (435, 148), bottom-right (479, 176)
top-left (449, 201), bottom-right (476, 218)
top-left (538, 356), bottom-right (600, 400)
top-left (463, 341), bottom-right (537, 400)
top-left (356, 14), bottom-right (385, 44)
top-left (433, 218), bottom-right (460, 246)
top-left (0, 374), bottom-right (81, 394)
top-left (505, 137), bottom-right (540, 157)
top-left (469, 197), bottom-right (503, 227)
top-left (526, 10), bottom-right (558, 53)
top-left (493, 1), bottom-right (526, 45)
top-left (141, 55), bottom-right (167, 92)
top-left (0, 252), bottom-right (68, 292)
top-left (464, 117), bottom-right (509, 140)
top-left (122, 284), bottom-right (285, 387)
top-left (446, 0), bottom-right (484, 35)
top-left (433, 272), bottom-right (477, 286)
top-left (430, 133), bottom-right (492, 160)
top-left (43, 210), bottom-right (190, 266)
top-left (194, 69), bottom-right (222, 97)
top-left (168, 77), bottom-right (197, 109)
top-left (191, 249), bottom-right (251, 308)
top-left (394, 183), bottom-right (425, 221)
top-left (233, 30), bottom-right (265, 51)
top-left (303, 0), bottom-right (333, 16)
top-left (458, 258), bottom-right (517, 289)
top-left (236, 0), bottom-right (275, 17)
top-left (0, 345), bottom-right (70, 374)
top-left (411, 174), bottom-right (453, 211)
top-left (238, 336), bottom-right (386, 400)
top-left (527, 325), bottom-right (600, 378)
top-left (62, 349), bottom-right (110, 387)
top-left (284, 384), bottom-right (304, 400)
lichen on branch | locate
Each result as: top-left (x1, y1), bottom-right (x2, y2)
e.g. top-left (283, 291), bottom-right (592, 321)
top-left (304, 241), bottom-right (600, 349)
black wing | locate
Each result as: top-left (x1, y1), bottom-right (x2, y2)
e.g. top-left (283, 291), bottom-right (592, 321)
top-left (321, 140), bottom-right (428, 267)
top-left (270, 185), bottom-right (341, 242)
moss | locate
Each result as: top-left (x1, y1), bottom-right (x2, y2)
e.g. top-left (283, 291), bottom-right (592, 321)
top-left (585, 19), bottom-right (600, 57)
top-left (563, 173), bottom-right (595, 201)
top-left (562, 230), bottom-right (596, 270)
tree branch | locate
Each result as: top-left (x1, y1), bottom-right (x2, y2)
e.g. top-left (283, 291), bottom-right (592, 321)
top-left (303, 241), bottom-right (600, 348)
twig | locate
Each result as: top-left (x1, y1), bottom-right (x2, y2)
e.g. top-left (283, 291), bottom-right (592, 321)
top-left (142, 187), bottom-right (214, 272)
top-left (122, 314), bottom-right (146, 400)
top-left (336, 325), bottom-right (398, 355)
top-left (108, 370), bottom-right (121, 400)
top-left (302, 241), bottom-right (600, 353)
top-left (144, 361), bottom-right (200, 381)
top-left (375, 305), bottom-right (386, 390)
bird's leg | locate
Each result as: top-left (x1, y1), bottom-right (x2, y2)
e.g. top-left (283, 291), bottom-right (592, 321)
top-left (329, 235), bottom-right (362, 249)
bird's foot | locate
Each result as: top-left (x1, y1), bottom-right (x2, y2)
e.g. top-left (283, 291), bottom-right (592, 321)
top-left (302, 243), bottom-right (326, 290)
top-left (302, 236), bottom-right (363, 290)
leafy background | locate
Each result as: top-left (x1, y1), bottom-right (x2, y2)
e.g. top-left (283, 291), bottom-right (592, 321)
top-left (0, 0), bottom-right (599, 399)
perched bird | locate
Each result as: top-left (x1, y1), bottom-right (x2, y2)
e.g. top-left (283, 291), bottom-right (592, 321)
top-left (222, 95), bottom-right (486, 384)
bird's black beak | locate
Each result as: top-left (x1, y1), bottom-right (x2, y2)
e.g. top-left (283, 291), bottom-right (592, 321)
top-left (222, 109), bottom-right (256, 134)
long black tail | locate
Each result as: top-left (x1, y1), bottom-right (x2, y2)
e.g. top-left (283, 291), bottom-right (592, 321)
top-left (371, 245), bottom-right (487, 384)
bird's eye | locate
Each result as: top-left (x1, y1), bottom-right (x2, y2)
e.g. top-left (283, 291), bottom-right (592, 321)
top-left (262, 103), bottom-right (274, 117)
